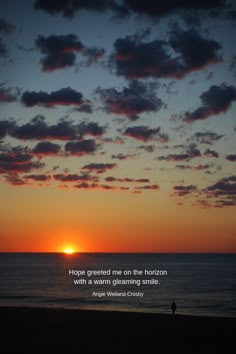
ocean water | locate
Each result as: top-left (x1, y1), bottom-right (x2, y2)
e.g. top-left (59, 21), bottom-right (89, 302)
top-left (0, 253), bottom-right (235, 318)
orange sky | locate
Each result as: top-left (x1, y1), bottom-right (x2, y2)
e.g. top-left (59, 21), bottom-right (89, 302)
top-left (1, 184), bottom-right (235, 253)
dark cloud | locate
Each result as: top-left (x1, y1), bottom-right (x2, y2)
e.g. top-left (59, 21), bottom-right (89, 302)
top-left (225, 9), bottom-right (236, 20)
top-left (182, 12), bottom-right (201, 27)
top-left (34, 0), bottom-right (227, 19)
top-left (8, 116), bottom-right (103, 141)
top-left (157, 143), bottom-right (201, 161)
top-left (41, 50), bottom-right (76, 72)
top-left (113, 35), bottom-right (183, 80)
top-left (82, 163), bottom-right (117, 174)
top-left (74, 182), bottom-right (95, 189)
top-left (4, 116), bottom-right (103, 141)
top-left (105, 176), bottom-right (149, 183)
top-left (124, 126), bottom-right (168, 142)
top-left (34, 26), bottom-right (105, 73)
top-left (190, 131), bottom-right (224, 145)
top-left (34, 0), bottom-right (124, 17)
top-left (184, 84), bottom-right (236, 122)
top-left (24, 174), bottom-right (51, 181)
top-left (169, 28), bottom-right (221, 72)
top-left (135, 178), bottom-right (150, 183)
top-left (11, 116), bottom-right (78, 140)
top-left (205, 177), bottom-right (236, 194)
top-left (176, 164), bottom-right (212, 171)
top-left (204, 176), bottom-right (236, 207)
top-left (226, 154), bottom-right (236, 161)
top-left (32, 141), bottom-right (61, 156)
top-left (4, 174), bottom-right (25, 186)
top-left (105, 176), bottom-right (117, 182)
top-left (35, 34), bottom-right (83, 71)
top-left (221, 176), bottom-right (236, 182)
top-left (158, 154), bottom-right (190, 161)
top-left (98, 184), bottom-right (117, 190)
top-left (5, 173), bottom-right (52, 186)
top-left (112, 28), bottom-right (221, 80)
top-left (0, 119), bottom-right (15, 138)
top-left (21, 87), bottom-right (86, 107)
top-left (123, 0), bottom-right (226, 18)
top-left (135, 184), bottom-right (159, 190)
top-left (65, 139), bottom-right (97, 156)
top-left (173, 184), bottom-right (197, 196)
top-left (0, 19), bottom-right (16, 33)
top-left (74, 182), bottom-right (117, 190)
top-left (0, 148), bottom-right (44, 174)
top-left (96, 80), bottom-right (163, 120)
top-left (79, 122), bottom-right (105, 137)
top-left (204, 148), bottom-right (219, 158)
top-left (138, 145), bottom-right (155, 153)
top-left (111, 153), bottom-right (135, 160)
top-left (184, 143), bottom-right (201, 157)
top-left (53, 173), bottom-right (99, 182)
top-left (75, 104), bottom-right (93, 114)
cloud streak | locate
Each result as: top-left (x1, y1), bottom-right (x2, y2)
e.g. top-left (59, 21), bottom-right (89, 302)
top-left (22, 87), bottom-right (87, 107)
top-left (105, 176), bottom-right (149, 183)
top-left (11, 116), bottom-right (78, 141)
top-left (157, 144), bottom-right (201, 161)
top-left (2, 116), bottom-right (105, 141)
top-left (124, 126), bottom-right (168, 142)
top-left (173, 184), bottom-right (197, 196)
top-left (34, 0), bottom-right (228, 19)
top-left (82, 163), bottom-right (117, 174)
top-left (53, 173), bottom-right (99, 182)
top-left (34, 0), bottom-right (124, 17)
top-left (190, 131), bottom-right (224, 145)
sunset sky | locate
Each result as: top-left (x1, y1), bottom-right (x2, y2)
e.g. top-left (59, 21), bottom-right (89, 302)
top-left (0, 0), bottom-right (236, 253)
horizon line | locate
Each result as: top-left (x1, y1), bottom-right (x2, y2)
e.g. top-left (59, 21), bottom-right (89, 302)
top-left (0, 251), bottom-right (235, 254)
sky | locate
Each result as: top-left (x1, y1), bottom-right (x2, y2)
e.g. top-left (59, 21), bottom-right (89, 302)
top-left (0, 0), bottom-right (236, 253)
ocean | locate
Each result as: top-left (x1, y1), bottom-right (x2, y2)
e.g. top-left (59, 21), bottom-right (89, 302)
top-left (0, 253), bottom-right (235, 318)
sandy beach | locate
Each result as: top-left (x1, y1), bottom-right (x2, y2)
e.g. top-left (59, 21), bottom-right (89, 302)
top-left (0, 306), bottom-right (235, 353)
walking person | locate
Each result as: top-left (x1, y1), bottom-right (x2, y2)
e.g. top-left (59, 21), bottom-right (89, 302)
top-left (171, 301), bottom-right (177, 314)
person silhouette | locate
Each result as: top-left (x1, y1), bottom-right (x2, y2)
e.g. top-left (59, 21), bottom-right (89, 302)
top-left (171, 301), bottom-right (177, 314)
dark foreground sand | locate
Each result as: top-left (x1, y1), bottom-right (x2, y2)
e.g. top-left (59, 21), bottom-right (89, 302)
top-left (0, 306), bottom-right (235, 353)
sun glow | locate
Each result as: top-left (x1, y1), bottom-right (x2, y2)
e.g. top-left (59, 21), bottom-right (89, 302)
top-left (63, 248), bottom-right (75, 254)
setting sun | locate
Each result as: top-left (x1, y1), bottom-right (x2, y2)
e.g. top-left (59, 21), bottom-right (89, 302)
top-left (63, 248), bottom-right (75, 255)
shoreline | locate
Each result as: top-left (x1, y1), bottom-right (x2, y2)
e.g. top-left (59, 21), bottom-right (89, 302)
top-left (1, 305), bottom-right (235, 353)
top-left (0, 304), bottom-right (235, 320)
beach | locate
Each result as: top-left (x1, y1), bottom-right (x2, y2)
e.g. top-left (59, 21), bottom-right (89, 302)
top-left (1, 306), bottom-right (235, 353)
